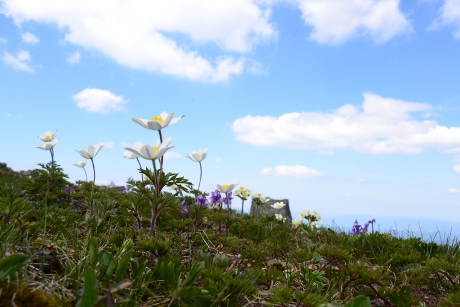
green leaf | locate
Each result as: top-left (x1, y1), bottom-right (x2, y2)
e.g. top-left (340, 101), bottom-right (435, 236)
top-left (89, 237), bottom-right (98, 266)
top-left (344, 296), bottom-right (372, 307)
top-left (81, 268), bottom-right (98, 307)
top-left (0, 254), bottom-right (29, 281)
top-left (97, 250), bottom-right (116, 280)
top-left (115, 252), bottom-right (133, 283)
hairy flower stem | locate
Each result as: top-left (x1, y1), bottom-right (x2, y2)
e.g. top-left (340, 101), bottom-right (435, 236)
top-left (136, 157), bottom-right (144, 181)
top-left (150, 160), bottom-right (160, 235)
top-left (83, 167), bottom-right (88, 182)
top-left (158, 130), bottom-right (164, 170)
top-left (90, 158), bottom-right (96, 214)
top-left (198, 162), bottom-right (202, 191)
top-left (225, 192), bottom-right (230, 236)
top-left (240, 199), bottom-right (245, 217)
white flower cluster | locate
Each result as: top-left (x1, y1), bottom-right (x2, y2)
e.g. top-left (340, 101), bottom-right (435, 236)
top-left (234, 186), bottom-right (251, 200)
top-left (293, 209), bottom-right (322, 229)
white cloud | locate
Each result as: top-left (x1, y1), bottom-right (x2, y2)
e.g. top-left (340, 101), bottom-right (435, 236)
top-left (294, 0), bottom-right (411, 44)
top-left (454, 164), bottom-right (460, 173)
top-left (66, 51), bottom-right (81, 64)
top-left (21, 32), bottom-right (39, 44)
top-left (215, 157), bottom-right (223, 163)
top-left (448, 187), bottom-right (460, 193)
top-left (73, 88), bottom-right (127, 114)
top-left (358, 179), bottom-right (365, 183)
top-left (1, 0), bottom-right (276, 82)
top-left (164, 151), bottom-right (181, 161)
top-left (233, 93), bottom-right (460, 154)
top-left (260, 165), bottom-right (323, 178)
top-left (96, 141), bottom-right (114, 149)
top-left (433, 0), bottom-right (460, 38)
top-left (2, 50), bottom-right (33, 71)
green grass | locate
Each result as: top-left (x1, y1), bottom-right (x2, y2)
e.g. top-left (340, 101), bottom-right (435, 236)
top-left (1, 167), bottom-right (460, 307)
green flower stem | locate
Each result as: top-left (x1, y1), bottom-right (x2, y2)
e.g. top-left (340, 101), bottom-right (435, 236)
top-left (240, 199), bottom-right (245, 217)
top-left (90, 158), bottom-right (96, 214)
top-left (158, 130), bottom-right (164, 170)
top-left (198, 161), bottom-right (202, 191)
top-left (83, 166), bottom-right (88, 182)
top-left (136, 157), bottom-right (144, 181)
top-left (150, 160), bottom-right (160, 236)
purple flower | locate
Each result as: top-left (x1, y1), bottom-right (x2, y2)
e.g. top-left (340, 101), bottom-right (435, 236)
top-left (392, 230), bottom-right (398, 236)
top-left (122, 187), bottom-right (128, 194)
top-left (109, 181), bottom-right (116, 188)
top-left (363, 221), bottom-right (370, 232)
top-left (195, 194), bottom-right (209, 207)
top-left (350, 220), bottom-right (371, 235)
top-left (64, 187), bottom-right (70, 194)
top-left (182, 199), bottom-right (189, 214)
top-left (222, 192), bottom-right (233, 205)
top-left (58, 184), bottom-right (61, 189)
top-left (73, 184), bottom-right (78, 189)
top-left (127, 177), bottom-right (133, 182)
top-left (209, 190), bottom-right (222, 204)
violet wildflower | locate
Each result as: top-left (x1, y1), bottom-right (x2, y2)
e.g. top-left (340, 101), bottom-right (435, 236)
top-left (58, 184), bottom-right (61, 189)
top-left (109, 181), bottom-right (116, 188)
top-left (209, 190), bottom-right (222, 204)
top-left (363, 221), bottom-right (370, 233)
top-left (127, 177), bottom-right (133, 182)
top-left (222, 192), bottom-right (233, 205)
top-left (182, 199), bottom-right (189, 214)
top-left (73, 184), bottom-right (78, 189)
top-left (122, 187), bottom-right (128, 194)
top-left (64, 187), bottom-right (70, 194)
top-left (195, 194), bottom-right (209, 207)
top-left (350, 220), bottom-right (362, 235)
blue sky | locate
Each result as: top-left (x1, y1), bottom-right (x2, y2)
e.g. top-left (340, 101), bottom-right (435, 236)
top-left (2, 0), bottom-right (460, 232)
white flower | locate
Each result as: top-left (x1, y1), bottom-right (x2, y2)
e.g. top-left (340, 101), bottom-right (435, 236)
top-left (76, 144), bottom-right (103, 159)
top-left (132, 111), bottom-right (185, 131)
top-left (311, 221), bottom-right (318, 228)
top-left (271, 202), bottom-right (286, 209)
top-left (124, 138), bottom-right (174, 161)
top-left (37, 139), bottom-right (59, 150)
top-left (123, 142), bottom-right (143, 159)
top-left (38, 131), bottom-right (57, 142)
top-left (212, 181), bottom-right (238, 193)
top-left (292, 218), bottom-right (302, 228)
top-left (186, 148), bottom-right (208, 163)
top-left (74, 160), bottom-right (87, 168)
top-left (275, 214), bottom-right (283, 221)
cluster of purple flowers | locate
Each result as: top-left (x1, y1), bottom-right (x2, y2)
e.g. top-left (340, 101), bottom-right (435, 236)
top-left (209, 190), bottom-right (222, 205)
top-left (181, 199), bottom-right (189, 214)
top-left (62, 184), bottom-right (80, 194)
top-left (195, 194), bottom-right (209, 207)
top-left (222, 192), bottom-right (233, 206)
top-left (349, 220), bottom-right (370, 235)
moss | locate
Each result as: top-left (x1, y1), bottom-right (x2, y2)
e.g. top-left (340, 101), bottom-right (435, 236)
top-left (0, 282), bottom-right (64, 307)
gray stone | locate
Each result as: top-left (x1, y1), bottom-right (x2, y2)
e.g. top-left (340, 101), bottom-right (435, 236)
top-left (0, 163), bottom-right (12, 172)
top-left (250, 198), bottom-right (292, 221)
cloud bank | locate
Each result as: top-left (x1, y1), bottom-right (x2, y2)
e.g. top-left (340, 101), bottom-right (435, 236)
top-left (73, 88), bottom-right (127, 114)
top-left (260, 165), bottom-right (323, 178)
top-left (233, 93), bottom-right (460, 154)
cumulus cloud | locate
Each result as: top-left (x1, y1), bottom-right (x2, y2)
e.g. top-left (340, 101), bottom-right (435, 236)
top-left (73, 88), bottom-right (127, 114)
top-left (432, 0), bottom-right (460, 37)
top-left (2, 50), bottom-right (33, 71)
top-left (448, 187), bottom-right (460, 193)
top-left (294, 0), bottom-right (411, 44)
top-left (96, 141), bottom-right (114, 149)
top-left (1, 0), bottom-right (275, 82)
top-left (164, 151), bottom-right (181, 161)
top-left (260, 165), bottom-right (323, 178)
top-left (21, 32), bottom-right (39, 44)
top-left (66, 51), bottom-right (81, 64)
top-left (233, 93), bottom-right (460, 154)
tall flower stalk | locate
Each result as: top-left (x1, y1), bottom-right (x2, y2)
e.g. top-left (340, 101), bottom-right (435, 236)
top-left (186, 148), bottom-right (208, 191)
top-left (73, 160), bottom-right (88, 182)
top-left (76, 145), bottom-right (103, 213)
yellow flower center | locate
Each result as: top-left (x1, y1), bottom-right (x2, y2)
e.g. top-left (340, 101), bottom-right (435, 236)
top-left (44, 135), bottom-right (51, 141)
top-left (152, 116), bottom-right (164, 123)
top-left (153, 146), bottom-right (159, 154)
top-left (222, 184), bottom-right (229, 191)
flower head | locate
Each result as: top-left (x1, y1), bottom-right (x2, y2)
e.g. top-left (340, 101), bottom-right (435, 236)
top-left (124, 138), bottom-right (174, 161)
top-left (122, 187), bottom-right (128, 194)
top-left (64, 187), bottom-right (70, 194)
top-left (186, 148), bottom-right (208, 163)
top-left (127, 177), bottom-right (133, 182)
top-left (74, 160), bottom-right (87, 168)
top-left (271, 202), bottom-right (286, 210)
top-left (292, 218), bottom-right (302, 228)
top-left (109, 181), bottom-right (116, 188)
top-left (209, 190), bottom-right (222, 204)
top-left (182, 199), bottom-right (189, 214)
top-left (212, 181), bottom-right (238, 193)
top-left (235, 187), bottom-right (251, 200)
top-left (38, 139), bottom-right (59, 150)
top-left (223, 192), bottom-right (233, 205)
top-left (132, 112), bottom-right (185, 131)
top-left (38, 131), bottom-right (57, 142)
top-left (275, 214), bottom-right (285, 222)
top-left (76, 144), bottom-right (103, 159)
top-left (123, 142), bottom-right (144, 159)
top-left (195, 194), bottom-right (209, 207)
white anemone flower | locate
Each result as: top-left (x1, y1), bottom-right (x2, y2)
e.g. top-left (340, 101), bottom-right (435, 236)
top-left (186, 148), bottom-right (208, 163)
top-left (73, 160), bottom-right (87, 168)
top-left (76, 144), bottom-right (104, 159)
top-left (38, 131), bottom-right (57, 142)
top-left (132, 112), bottom-right (185, 131)
top-left (275, 214), bottom-right (284, 221)
top-left (37, 139), bottom-right (59, 150)
top-left (271, 202), bottom-right (286, 209)
top-left (123, 142), bottom-right (144, 159)
top-left (124, 138), bottom-right (174, 161)
top-left (212, 181), bottom-right (238, 193)
top-left (292, 218), bottom-right (302, 228)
